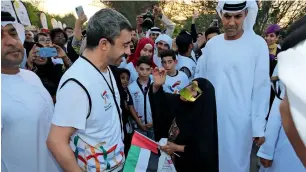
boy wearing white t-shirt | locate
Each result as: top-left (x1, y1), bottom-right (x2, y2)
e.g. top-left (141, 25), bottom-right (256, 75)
top-left (161, 49), bottom-right (189, 94)
top-left (128, 56), bottom-right (154, 139)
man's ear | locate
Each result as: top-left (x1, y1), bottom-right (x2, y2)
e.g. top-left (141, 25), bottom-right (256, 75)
top-left (245, 9), bottom-right (248, 16)
top-left (99, 38), bottom-right (109, 51)
top-left (189, 43), bottom-right (193, 51)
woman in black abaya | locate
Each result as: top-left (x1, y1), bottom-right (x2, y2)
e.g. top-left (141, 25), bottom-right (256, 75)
top-left (149, 68), bottom-right (219, 172)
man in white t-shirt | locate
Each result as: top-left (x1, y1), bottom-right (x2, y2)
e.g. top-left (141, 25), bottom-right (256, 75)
top-left (1, 12), bottom-right (61, 172)
top-left (160, 49), bottom-right (189, 94)
top-left (47, 9), bottom-right (132, 172)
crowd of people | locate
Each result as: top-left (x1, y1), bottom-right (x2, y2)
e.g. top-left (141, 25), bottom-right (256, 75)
top-left (1, 1), bottom-right (306, 172)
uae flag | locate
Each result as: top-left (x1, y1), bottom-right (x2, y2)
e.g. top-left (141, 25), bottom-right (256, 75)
top-left (124, 131), bottom-right (176, 172)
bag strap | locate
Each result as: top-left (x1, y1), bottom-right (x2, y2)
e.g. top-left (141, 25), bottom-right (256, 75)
top-left (60, 78), bottom-right (92, 119)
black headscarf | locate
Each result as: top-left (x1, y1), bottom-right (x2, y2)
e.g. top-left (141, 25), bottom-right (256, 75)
top-left (34, 58), bottom-right (62, 96)
top-left (149, 78), bottom-right (218, 172)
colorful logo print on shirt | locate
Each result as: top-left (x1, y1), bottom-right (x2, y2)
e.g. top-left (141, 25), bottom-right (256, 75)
top-left (102, 90), bottom-right (112, 111)
top-left (168, 81), bottom-right (182, 94)
top-left (102, 90), bottom-right (109, 104)
top-left (134, 91), bottom-right (141, 102)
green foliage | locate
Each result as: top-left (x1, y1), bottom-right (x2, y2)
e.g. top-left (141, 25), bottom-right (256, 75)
top-left (254, 1), bottom-right (306, 35)
top-left (23, 1), bottom-right (41, 27)
top-left (22, 1), bottom-right (76, 29)
top-left (181, 13), bottom-right (217, 34)
top-left (60, 14), bottom-right (76, 28)
top-left (45, 13), bottom-right (52, 29)
top-left (172, 24), bottom-right (184, 38)
top-left (102, 1), bottom-right (159, 27)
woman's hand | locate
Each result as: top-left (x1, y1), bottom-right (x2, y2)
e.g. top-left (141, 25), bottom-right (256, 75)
top-left (53, 44), bottom-right (72, 68)
top-left (27, 44), bottom-right (39, 69)
top-left (153, 6), bottom-right (163, 19)
top-left (192, 11), bottom-right (199, 23)
top-left (260, 157), bottom-right (273, 168)
top-left (152, 67), bottom-right (167, 93)
top-left (53, 44), bottom-right (67, 59)
top-left (153, 67), bottom-right (167, 86)
top-left (76, 12), bottom-right (87, 26)
top-left (161, 141), bottom-right (180, 155)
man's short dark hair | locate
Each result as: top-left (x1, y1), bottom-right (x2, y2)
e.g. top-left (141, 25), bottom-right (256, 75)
top-left (118, 68), bottom-right (131, 77)
top-left (50, 28), bottom-right (68, 42)
top-left (136, 56), bottom-right (152, 67)
top-left (160, 49), bottom-right (177, 61)
top-left (34, 32), bottom-right (49, 42)
top-left (86, 8), bottom-right (132, 49)
top-left (176, 30), bottom-right (193, 55)
top-left (205, 27), bottom-right (221, 38)
top-left (64, 27), bottom-right (73, 32)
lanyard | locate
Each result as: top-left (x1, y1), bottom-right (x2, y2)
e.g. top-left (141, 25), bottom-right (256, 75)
top-left (81, 56), bottom-right (123, 138)
top-left (136, 78), bottom-right (151, 124)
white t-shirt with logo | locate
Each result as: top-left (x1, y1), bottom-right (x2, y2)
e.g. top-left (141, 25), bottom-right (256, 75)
top-left (52, 57), bottom-right (124, 171)
top-left (163, 70), bottom-right (189, 94)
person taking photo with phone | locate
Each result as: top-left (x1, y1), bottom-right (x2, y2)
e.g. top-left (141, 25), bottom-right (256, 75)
top-left (26, 33), bottom-right (72, 102)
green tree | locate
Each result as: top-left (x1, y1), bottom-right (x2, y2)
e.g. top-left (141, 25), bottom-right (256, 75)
top-left (255, 0), bottom-right (306, 35)
top-left (22, 1), bottom-right (76, 29)
top-left (102, 1), bottom-right (159, 27)
top-left (158, 0), bottom-right (217, 34)
top-left (182, 13), bottom-right (218, 33)
top-left (23, 1), bottom-right (41, 27)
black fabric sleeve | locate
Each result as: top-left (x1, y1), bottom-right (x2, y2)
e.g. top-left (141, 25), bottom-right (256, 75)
top-left (191, 23), bottom-right (198, 42)
top-left (182, 80), bottom-right (219, 171)
top-left (126, 89), bottom-right (134, 106)
top-left (149, 84), bottom-right (178, 141)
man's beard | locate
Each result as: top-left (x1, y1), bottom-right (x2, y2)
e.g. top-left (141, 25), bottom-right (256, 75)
top-left (109, 54), bottom-right (124, 67)
top-left (1, 48), bottom-right (24, 68)
top-left (224, 27), bottom-right (239, 37)
top-left (26, 38), bottom-right (33, 42)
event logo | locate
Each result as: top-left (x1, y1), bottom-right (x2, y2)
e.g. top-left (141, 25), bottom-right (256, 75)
top-left (102, 90), bottom-right (112, 111)
top-left (172, 81), bottom-right (181, 88)
top-left (169, 81), bottom-right (181, 94)
top-left (102, 90), bottom-right (109, 104)
top-left (134, 91), bottom-right (141, 102)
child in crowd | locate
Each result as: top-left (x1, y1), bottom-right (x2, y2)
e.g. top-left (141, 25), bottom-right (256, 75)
top-left (118, 68), bottom-right (134, 154)
top-left (128, 56), bottom-right (154, 139)
top-left (264, 24), bottom-right (282, 76)
top-left (161, 49), bottom-right (189, 94)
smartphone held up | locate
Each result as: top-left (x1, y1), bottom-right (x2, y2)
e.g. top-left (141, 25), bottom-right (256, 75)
top-left (36, 47), bottom-right (58, 58)
top-left (75, 6), bottom-right (84, 17)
